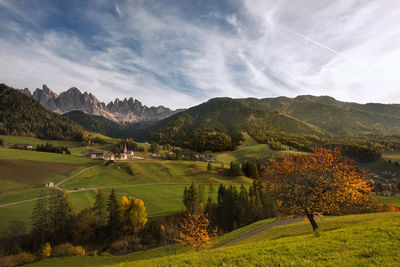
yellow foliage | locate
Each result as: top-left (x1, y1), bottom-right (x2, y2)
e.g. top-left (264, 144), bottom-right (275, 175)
top-left (41, 242), bottom-right (51, 258)
top-left (52, 243), bottom-right (85, 257)
top-left (3, 252), bottom-right (36, 266)
top-left (120, 195), bottom-right (148, 236)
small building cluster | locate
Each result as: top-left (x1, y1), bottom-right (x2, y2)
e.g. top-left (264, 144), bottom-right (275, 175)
top-left (89, 145), bottom-right (136, 161)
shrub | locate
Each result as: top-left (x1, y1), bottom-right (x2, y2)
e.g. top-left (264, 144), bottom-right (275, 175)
top-left (88, 250), bottom-right (98, 256)
top-left (101, 251), bottom-right (112, 256)
top-left (2, 252), bottom-right (36, 266)
top-left (52, 243), bottom-right (85, 257)
top-left (41, 242), bottom-right (51, 258)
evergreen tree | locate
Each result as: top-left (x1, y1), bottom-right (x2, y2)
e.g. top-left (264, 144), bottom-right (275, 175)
top-left (208, 182), bottom-right (215, 198)
top-left (31, 190), bottom-right (49, 246)
top-left (107, 189), bottom-right (121, 242)
top-left (48, 190), bottom-right (73, 245)
top-left (230, 161), bottom-right (242, 176)
top-left (93, 190), bottom-right (108, 229)
top-left (183, 183), bottom-right (198, 212)
top-left (197, 184), bottom-right (205, 208)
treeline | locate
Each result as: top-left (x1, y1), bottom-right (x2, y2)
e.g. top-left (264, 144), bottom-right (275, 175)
top-left (112, 139), bottom-right (147, 154)
top-left (182, 181), bottom-right (276, 233)
top-left (228, 160), bottom-right (262, 179)
top-left (1, 189), bottom-right (185, 261)
top-left (34, 143), bottom-right (71, 154)
top-left (0, 84), bottom-right (84, 141)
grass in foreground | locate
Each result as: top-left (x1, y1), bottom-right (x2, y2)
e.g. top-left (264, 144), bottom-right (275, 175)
top-left (30, 212), bottom-right (400, 267)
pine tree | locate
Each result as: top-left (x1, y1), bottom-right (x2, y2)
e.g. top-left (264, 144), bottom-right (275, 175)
top-left (31, 190), bottom-right (49, 246)
top-left (183, 183), bottom-right (198, 212)
top-left (93, 190), bottom-right (108, 229)
top-left (48, 190), bottom-right (73, 245)
top-left (197, 184), bottom-right (205, 207)
top-left (107, 188), bottom-right (121, 242)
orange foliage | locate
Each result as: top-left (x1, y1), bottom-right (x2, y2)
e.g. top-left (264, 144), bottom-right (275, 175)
top-left (379, 203), bottom-right (400, 212)
top-left (174, 212), bottom-right (218, 251)
top-left (268, 147), bottom-right (373, 229)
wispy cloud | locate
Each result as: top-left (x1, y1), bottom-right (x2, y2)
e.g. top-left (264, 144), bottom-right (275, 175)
top-left (1, 0), bottom-right (400, 108)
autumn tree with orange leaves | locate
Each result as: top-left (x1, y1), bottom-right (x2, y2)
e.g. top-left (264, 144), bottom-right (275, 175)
top-left (175, 212), bottom-right (218, 251)
top-left (268, 147), bottom-right (373, 230)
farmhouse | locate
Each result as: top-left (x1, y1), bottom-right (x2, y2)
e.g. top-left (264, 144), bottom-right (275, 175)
top-left (45, 181), bottom-right (54, 187)
top-left (103, 152), bottom-right (115, 161)
top-left (89, 149), bottom-right (105, 159)
top-left (127, 150), bottom-right (135, 158)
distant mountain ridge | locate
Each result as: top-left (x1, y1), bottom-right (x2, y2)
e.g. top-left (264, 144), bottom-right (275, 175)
top-left (18, 85), bottom-right (182, 123)
top-left (0, 84), bottom-right (83, 140)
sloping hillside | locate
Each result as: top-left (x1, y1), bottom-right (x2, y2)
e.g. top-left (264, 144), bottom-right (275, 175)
top-left (148, 98), bottom-right (325, 152)
top-left (0, 84), bottom-right (83, 140)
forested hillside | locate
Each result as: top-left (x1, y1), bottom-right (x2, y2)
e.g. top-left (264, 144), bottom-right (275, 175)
top-left (147, 98), bottom-right (325, 152)
top-left (0, 84), bottom-right (83, 140)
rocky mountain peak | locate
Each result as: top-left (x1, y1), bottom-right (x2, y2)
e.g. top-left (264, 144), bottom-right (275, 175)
top-left (21, 84), bottom-right (182, 123)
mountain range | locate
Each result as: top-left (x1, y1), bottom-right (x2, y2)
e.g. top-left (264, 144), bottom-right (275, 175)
top-left (18, 85), bottom-right (182, 123)
top-left (7, 83), bottom-right (400, 152)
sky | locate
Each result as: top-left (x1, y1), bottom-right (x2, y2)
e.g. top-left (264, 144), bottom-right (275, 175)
top-left (1, 0), bottom-right (400, 109)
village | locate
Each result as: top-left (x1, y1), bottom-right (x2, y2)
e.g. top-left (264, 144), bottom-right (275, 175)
top-left (89, 144), bottom-right (143, 161)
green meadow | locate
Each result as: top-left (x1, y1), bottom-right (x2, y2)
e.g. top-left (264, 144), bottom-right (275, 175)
top-left (61, 160), bottom-right (251, 190)
top-left (376, 194), bottom-right (400, 208)
top-left (216, 132), bottom-right (306, 164)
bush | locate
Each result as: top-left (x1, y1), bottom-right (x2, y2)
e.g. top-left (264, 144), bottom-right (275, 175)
top-left (41, 242), bottom-right (51, 258)
top-left (101, 251), bottom-right (112, 256)
top-left (88, 250), bottom-right (98, 256)
top-left (52, 243), bottom-right (85, 257)
top-left (2, 252), bottom-right (36, 266)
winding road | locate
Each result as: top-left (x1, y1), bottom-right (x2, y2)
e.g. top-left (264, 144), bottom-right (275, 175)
top-left (215, 217), bottom-right (305, 249)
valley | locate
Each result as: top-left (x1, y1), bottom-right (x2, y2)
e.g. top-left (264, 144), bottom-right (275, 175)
top-left (1, 84), bottom-right (400, 266)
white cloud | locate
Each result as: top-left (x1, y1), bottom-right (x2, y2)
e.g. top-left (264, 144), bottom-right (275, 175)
top-left (1, 0), bottom-right (400, 108)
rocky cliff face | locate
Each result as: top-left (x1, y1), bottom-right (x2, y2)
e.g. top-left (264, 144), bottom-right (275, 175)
top-left (23, 85), bottom-right (181, 123)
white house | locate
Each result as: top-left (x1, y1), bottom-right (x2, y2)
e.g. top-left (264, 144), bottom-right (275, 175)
top-left (89, 150), bottom-right (105, 159)
top-left (103, 152), bottom-right (115, 161)
top-left (126, 150), bottom-right (135, 158)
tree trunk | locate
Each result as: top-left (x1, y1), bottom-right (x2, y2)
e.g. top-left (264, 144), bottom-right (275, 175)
top-left (305, 211), bottom-right (318, 231)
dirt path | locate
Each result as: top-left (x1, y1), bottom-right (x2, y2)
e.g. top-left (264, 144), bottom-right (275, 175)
top-left (53, 165), bottom-right (100, 191)
top-left (215, 217), bottom-right (305, 249)
top-left (0, 196), bottom-right (51, 208)
top-left (0, 165), bottom-right (100, 208)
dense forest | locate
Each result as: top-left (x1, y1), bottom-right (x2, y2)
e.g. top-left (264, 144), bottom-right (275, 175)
top-left (0, 84), bottom-right (83, 140)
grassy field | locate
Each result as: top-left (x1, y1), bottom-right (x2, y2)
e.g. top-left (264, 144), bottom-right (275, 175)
top-left (31, 212), bottom-right (400, 266)
top-left (0, 148), bottom-right (97, 192)
top-left (0, 135), bottom-right (81, 147)
top-left (376, 194), bottom-right (400, 208)
top-left (61, 160), bottom-right (252, 190)
top-left (0, 148), bottom-right (94, 164)
top-left (216, 132), bottom-right (306, 164)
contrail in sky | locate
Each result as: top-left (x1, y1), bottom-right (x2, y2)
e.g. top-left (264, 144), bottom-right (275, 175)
top-left (283, 26), bottom-right (344, 56)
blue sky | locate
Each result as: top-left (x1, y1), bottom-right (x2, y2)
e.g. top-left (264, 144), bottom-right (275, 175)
top-left (1, 0), bottom-right (400, 108)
